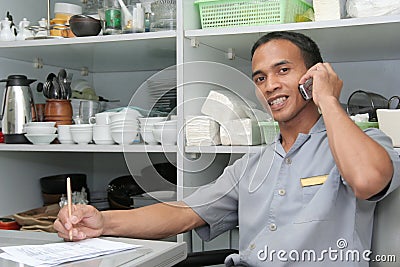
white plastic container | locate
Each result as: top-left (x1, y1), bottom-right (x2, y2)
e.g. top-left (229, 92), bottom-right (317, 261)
top-left (313, 0), bottom-right (346, 21)
top-left (377, 109), bottom-right (400, 147)
top-left (54, 3), bottom-right (83, 19)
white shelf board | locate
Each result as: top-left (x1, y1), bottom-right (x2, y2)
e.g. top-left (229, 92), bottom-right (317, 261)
top-left (0, 143), bottom-right (177, 153)
top-left (186, 146), bottom-right (400, 155)
top-left (185, 145), bottom-right (267, 154)
top-left (185, 15), bottom-right (400, 63)
top-left (0, 31), bottom-right (177, 72)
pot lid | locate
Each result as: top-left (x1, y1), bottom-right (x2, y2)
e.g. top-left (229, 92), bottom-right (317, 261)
top-left (0, 74), bottom-right (36, 86)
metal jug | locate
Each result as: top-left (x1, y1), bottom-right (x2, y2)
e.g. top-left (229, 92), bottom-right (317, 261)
top-left (0, 75), bottom-right (37, 143)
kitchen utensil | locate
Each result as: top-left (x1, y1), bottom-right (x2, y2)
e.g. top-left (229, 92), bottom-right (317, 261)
top-left (346, 90), bottom-right (388, 122)
top-left (139, 162), bottom-right (177, 192)
top-left (93, 124), bottom-right (114, 145)
top-left (36, 82), bottom-right (43, 93)
top-left (107, 175), bottom-right (145, 209)
top-left (40, 173), bottom-right (88, 195)
top-left (79, 100), bottom-right (101, 123)
top-left (57, 125), bottom-right (73, 144)
top-left (57, 69), bottom-right (67, 99)
top-left (70, 125), bottom-right (93, 144)
top-left (25, 133), bottom-right (57, 145)
top-left (69, 14), bottom-right (102, 37)
top-left (43, 80), bottom-right (51, 98)
top-left (103, 0), bottom-right (123, 35)
top-left (44, 99), bottom-right (73, 126)
top-left (117, 0), bottom-right (133, 25)
top-left (16, 18), bottom-right (34, 40)
top-left (34, 103), bottom-right (46, 122)
top-left (388, 96), bottom-right (400, 109)
top-left (0, 17), bottom-right (16, 41)
top-left (0, 74), bottom-right (37, 143)
top-left (52, 77), bottom-right (61, 99)
top-left (122, 3), bottom-right (144, 33)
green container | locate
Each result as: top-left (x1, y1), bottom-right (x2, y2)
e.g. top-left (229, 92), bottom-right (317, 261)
top-left (258, 121), bottom-right (280, 144)
top-left (195, 0), bottom-right (312, 28)
top-left (355, 121), bottom-right (379, 130)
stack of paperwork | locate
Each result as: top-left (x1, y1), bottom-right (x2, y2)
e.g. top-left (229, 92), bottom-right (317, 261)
top-left (0, 238), bottom-right (142, 267)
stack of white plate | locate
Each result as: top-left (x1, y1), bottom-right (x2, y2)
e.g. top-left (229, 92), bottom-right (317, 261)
top-left (147, 71), bottom-right (176, 113)
top-left (110, 109), bottom-right (141, 145)
top-left (138, 117), bottom-right (167, 145)
top-left (24, 122), bottom-right (58, 145)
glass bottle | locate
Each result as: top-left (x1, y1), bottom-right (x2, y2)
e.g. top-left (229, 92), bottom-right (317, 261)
top-left (103, 0), bottom-right (122, 35)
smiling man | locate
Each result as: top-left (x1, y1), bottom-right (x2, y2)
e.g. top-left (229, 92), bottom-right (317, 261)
top-left (54, 31), bottom-right (400, 266)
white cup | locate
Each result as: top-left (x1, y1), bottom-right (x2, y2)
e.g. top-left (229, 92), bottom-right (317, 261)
top-left (57, 125), bottom-right (73, 144)
top-left (89, 112), bottom-right (117, 125)
top-left (93, 124), bottom-right (114, 145)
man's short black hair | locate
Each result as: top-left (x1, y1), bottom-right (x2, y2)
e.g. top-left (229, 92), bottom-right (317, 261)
top-left (251, 31), bottom-right (323, 69)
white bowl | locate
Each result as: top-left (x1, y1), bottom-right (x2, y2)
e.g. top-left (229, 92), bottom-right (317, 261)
top-left (25, 134), bottom-right (57, 145)
top-left (25, 126), bottom-right (57, 135)
top-left (58, 139), bottom-right (74, 144)
top-left (140, 130), bottom-right (158, 145)
top-left (110, 125), bottom-right (138, 132)
top-left (153, 120), bottom-right (177, 130)
top-left (111, 130), bottom-right (138, 145)
top-left (70, 124), bottom-right (93, 131)
top-left (110, 121), bottom-right (138, 128)
top-left (152, 128), bottom-right (177, 145)
top-left (57, 125), bottom-right (72, 141)
top-left (71, 129), bottom-right (93, 144)
top-left (93, 139), bottom-right (115, 145)
top-left (25, 122), bottom-right (56, 128)
top-left (138, 116), bottom-right (167, 125)
top-left (110, 110), bottom-right (142, 123)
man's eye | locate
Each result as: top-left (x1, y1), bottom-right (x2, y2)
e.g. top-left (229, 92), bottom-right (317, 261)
top-left (254, 76), bottom-right (265, 83)
top-left (279, 68), bottom-right (289, 74)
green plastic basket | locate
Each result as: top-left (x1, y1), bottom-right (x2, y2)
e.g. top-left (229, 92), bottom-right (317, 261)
top-left (195, 0), bottom-right (312, 29)
top-left (258, 121), bottom-right (279, 144)
top-left (355, 121), bottom-right (379, 130)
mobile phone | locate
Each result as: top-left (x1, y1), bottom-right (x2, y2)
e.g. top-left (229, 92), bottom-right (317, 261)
top-left (299, 78), bottom-right (313, 100)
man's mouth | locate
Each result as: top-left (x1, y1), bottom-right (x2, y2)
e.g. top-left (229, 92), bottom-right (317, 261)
top-left (269, 96), bottom-right (287, 107)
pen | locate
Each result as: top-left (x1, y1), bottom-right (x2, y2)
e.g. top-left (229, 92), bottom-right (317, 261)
top-left (67, 177), bottom-right (73, 241)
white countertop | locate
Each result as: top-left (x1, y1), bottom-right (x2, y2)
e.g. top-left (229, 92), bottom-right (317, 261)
top-left (0, 230), bottom-right (186, 267)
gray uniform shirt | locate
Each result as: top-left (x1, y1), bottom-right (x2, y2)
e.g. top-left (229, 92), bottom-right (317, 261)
top-left (183, 117), bottom-right (400, 266)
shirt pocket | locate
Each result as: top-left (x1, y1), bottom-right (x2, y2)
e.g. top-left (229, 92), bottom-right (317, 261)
top-left (302, 184), bottom-right (323, 204)
top-left (294, 175), bottom-right (340, 223)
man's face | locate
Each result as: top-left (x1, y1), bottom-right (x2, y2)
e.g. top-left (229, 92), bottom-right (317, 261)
top-left (252, 39), bottom-right (309, 123)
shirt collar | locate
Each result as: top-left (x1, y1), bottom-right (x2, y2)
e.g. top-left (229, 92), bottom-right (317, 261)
top-left (272, 116), bottom-right (326, 156)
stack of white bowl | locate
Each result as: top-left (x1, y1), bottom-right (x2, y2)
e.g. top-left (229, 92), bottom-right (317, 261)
top-left (110, 109), bottom-right (141, 145)
top-left (70, 124), bottom-right (93, 144)
top-left (152, 119), bottom-right (177, 145)
top-left (138, 117), bottom-right (168, 145)
top-left (57, 125), bottom-right (74, 144)
top-left (24, 122), bottom-right (58, 145)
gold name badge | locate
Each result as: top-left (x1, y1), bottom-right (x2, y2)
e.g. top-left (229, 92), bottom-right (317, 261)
top-left (300, 175), bottom-right (328, 187)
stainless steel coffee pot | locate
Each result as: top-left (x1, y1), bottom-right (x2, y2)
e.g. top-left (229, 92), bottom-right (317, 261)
top-left (1, 75), bottom-right (36, 143)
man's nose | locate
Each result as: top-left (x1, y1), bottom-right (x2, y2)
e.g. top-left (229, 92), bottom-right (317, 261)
top-left (261, 78), bottom-right (280, 94)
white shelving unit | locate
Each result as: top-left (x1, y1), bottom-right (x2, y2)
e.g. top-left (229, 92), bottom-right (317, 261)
top-left (0, 143), bottom-right (177, 153)
top-left (0, 31), bottom-right (177, 72)
top-left (185, 15), bottom-right (400, 62)
top-left (0, 0), bottom-right (399, 255)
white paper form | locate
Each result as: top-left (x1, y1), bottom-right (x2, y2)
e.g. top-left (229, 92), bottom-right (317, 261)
top-left (0, 238), bottom-right (142, 267)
